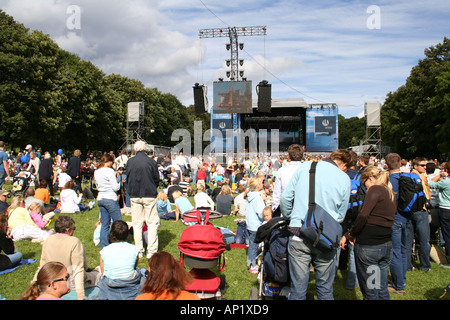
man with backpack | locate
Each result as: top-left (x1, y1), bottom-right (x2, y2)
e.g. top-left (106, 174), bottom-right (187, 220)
top-left (386, 153), bottom-right (427, 295)
top-left (280, 149), bottom-right (352, 300)
top-left (406, 157), bottom-right (431, 272)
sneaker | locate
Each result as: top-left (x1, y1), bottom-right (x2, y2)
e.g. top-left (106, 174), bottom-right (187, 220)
top-left (441, 264), bottom-right (450, 269)
top-left (388, 285), bottom-right (405, 295)
top-left (249, 266), bottom-right (259, 274)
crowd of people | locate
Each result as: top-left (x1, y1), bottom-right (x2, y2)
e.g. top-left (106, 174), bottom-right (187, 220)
top-left (0, 139), bottom-right (449, 300)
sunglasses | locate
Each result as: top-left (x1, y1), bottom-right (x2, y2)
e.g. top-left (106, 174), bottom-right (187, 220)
top-left (51, 274), bottom-right (70, 284)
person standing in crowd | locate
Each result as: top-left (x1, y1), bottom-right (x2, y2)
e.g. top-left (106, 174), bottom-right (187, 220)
top-left (429, 162), bottom-right (450, 268)
top-left (407, 157), bottom-right (431, 272)
top-left (38, 153), bottom-right (54, 197)
top-left (271, 144), bottom-right (303, 216)
top-left (67, 149), bottom-right (82, 193)
top-left (126, 141), bottom-right (160, 259)
top-left (340, 166), bottom-right (396, 300)
top-left (281, 149), bottom-right (352, 300)
top-left (0, 141), bottom-right (10, 190)
top-left (94, 154), bottom-right (122, 249)
top-left (244, 176), bottom-right (266, 274)
top-left (385, 153), bottom-right (410, 295)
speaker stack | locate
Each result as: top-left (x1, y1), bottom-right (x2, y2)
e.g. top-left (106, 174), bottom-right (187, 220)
top-left (257, 80), bottom-right (271, 113)
top-left (193, 83), bottom-right (207, 113)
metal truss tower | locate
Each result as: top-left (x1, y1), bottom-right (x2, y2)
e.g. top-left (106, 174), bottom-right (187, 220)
top-left (199, 26), bottom-right (267, 81)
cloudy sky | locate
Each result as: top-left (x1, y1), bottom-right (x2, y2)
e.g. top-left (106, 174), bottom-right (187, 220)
top-left (1, 0), bottom-right (449, 118)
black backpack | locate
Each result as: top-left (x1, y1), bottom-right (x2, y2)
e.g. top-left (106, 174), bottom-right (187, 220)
top-left (397, 172), bottom-right (426, 213)
top-left (345, 173), bottom-right (366, 222)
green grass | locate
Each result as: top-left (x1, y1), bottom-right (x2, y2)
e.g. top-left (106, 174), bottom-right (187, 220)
top-left (1, 184), bottom-right (449, 301)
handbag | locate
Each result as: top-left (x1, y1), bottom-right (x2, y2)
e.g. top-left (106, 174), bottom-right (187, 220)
top-left (298, 161), bottom-right (343, 252)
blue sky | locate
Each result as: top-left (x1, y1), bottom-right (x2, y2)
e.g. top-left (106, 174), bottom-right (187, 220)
top-left (1, 0), bottom-right (449, 118)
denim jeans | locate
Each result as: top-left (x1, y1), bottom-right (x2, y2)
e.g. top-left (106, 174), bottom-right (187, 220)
top-left (336, 243), bottom-right (358, 289)
top-left (288, 238), bottom-right (337, 300)
top-left (247, 230), bottom-right (258, 268)
top-left (98, 199), bottom-right (122, 248)
top-left (390, 218), bottom-right (411, 291)
top-left (0, 171), bottom-right (5, 189)
top-left (355, 241), bottom-right (392, 300)
top-left (92, 269), bottom-right (145, 300)
top-left (439, 207), bottom-right (450, 261)
top-left (235, 221), bottom-right (249, 245)
top-left (2, 252), bottom-right (23, 270)
top-left (407, 210), bottom-right (431, 271)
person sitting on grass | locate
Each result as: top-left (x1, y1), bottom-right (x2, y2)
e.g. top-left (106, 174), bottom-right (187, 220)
top-left (93, 220), bottom-right (144, 300)
top-left (19, 261), bottom-right (70, 300)
top-left (135, 251), bottom-right (200, 300)
top-left (172, 190), bottom-right (195, 225)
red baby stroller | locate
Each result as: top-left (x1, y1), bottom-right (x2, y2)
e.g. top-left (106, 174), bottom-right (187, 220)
top-left (178, 209), bottom-right (227, 299)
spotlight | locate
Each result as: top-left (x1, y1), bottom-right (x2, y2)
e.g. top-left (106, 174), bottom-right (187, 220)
top-left (226, 44), bottom-right (231, 50)
top-left (239, 43), bottom-right (244, 50)
top-left (239, 59), bottom-right (244, 66)
top-left (226, 60), bottom-right (231, 67)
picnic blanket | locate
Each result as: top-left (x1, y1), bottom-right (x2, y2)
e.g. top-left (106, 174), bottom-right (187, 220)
top-left (0, 259), bottom-right (37, 275)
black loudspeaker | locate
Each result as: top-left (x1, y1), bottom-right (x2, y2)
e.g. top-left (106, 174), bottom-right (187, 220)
top-left (257, 80), bottom-right (271, 113)
top-left (193, 83), bottom-right (207, 113)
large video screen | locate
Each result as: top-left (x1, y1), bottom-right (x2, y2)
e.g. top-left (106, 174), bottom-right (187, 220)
top-left (213, 80), bottom-right (252, 114)
top-left (306, 107), bottom-right (339, 152)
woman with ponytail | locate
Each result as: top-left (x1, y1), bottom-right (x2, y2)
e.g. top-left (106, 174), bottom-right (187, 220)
top-left (340, 166), bottom-right (396, 300)
top-left (18, 261), bottom-right (70, 300)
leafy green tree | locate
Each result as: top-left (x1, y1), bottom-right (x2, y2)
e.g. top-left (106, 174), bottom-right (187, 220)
top-left (338, 114), bottom-right (366, 149)
top-left (381, 37), bottom-right (450, 159)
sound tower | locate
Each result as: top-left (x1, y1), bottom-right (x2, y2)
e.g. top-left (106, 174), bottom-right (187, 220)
top-left (257, 80), bottom-right (271, 113)
top-left (193, 83), bottom-right (207, 113)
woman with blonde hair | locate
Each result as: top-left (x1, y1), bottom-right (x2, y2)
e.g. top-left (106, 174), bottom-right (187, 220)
top-left (244, 176), bottom-right (265, 274)
top-left (172, 190), bottom-right (194, 225)
top-left (194, 184), bottom-right (214, 210)
top-left (340, 166), bottom-right (396, 300)
top-left (216, 184), bottom-right (233, 215)
top-left (18, 261), bottom-right (70, 300)
top-left (157, 191), bottom-right (176, 220)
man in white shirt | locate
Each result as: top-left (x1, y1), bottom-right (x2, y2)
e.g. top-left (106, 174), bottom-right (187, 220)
top-left (272, 144), bottom-right (304, 215)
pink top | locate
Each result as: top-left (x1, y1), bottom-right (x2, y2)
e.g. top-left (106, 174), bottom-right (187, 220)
top-left (30, 211), bottom-right (47, 229)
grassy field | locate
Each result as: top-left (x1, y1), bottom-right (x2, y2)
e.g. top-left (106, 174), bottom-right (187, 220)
top-left (1, 183), bottom-right (449, 301)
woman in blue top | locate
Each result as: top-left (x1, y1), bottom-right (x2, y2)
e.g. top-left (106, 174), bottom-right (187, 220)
top-left (172, 190), bottom-right (195, 226)
top-left (244, 176), bottom-right (265, 274)
top-left (156, 191), bottom-right (176, 220)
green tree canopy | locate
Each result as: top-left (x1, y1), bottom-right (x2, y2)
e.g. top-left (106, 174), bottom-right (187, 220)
top-left (381, 37), bottom-right (450, 159)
